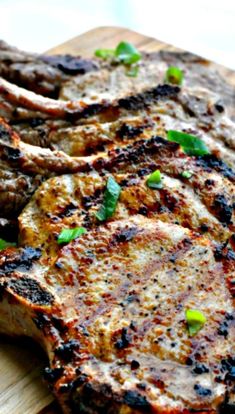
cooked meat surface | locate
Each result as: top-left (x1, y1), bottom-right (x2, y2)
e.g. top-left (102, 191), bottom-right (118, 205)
top-left (0, 216), bottom-right (235, 413)
top-left (0, 40), bottom-right (99, 97)
top-left (0, 40), bottom-right (234, 414)
top-left (60, 50), bottom-right (235, 119)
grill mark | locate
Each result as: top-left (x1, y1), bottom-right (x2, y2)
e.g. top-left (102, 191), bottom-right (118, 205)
top-left (118, 84), bottom-right (180, 111)
top-left (69, 84), bottom-right (180, 122)
top-left (80, 233), bottom-right (195, 330)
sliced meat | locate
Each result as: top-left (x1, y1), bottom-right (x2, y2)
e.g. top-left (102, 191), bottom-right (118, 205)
top-left (0, 216), bottom-right (234, 413)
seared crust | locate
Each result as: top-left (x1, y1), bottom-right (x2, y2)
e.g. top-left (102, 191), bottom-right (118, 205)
top-left (0, 43), bottom-right (234, 414)
top-left (1, 217), bottom-right (234, 413)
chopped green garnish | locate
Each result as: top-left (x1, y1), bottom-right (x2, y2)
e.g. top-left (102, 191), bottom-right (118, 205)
top-left (0, 238), bottom-right (16, 250)
top-left (94, 48), bottom-right (115, 59)
top-left (126, 65), bottom-right (139, 77)
top-left (57, 227), bottom-right (86, 244)
top-left (95, 42), bottom-right (141, 77)
top-left (146, 169), bottom-right (163, 189)
top-left (185, 309), bottom-right (206, 336)
top-left (167, 130), bottom-right (210, 156)
top-left (96, 176), bottom-right (121, 222)
top-left (115, 42), bottom-right (141, 65)
top-left (181, 170), bottom-right (193, 179)
top-left (165, 66), bottom-right (183, 85)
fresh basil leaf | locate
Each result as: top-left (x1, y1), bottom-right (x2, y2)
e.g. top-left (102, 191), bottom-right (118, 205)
top-left (96, 176), bottom-right (121, 221)
top-left (57, 227), bottom-right (86, 244)
top-left (165, 66), bottom-right (183, 85)
top-left (146, 170), bottom-right (162, 189)
top-left (94, 48), bottom-right (115, 59)
top-left (167, 130), bottom-right (210, 156)
top-left (0, 238), bottom-right (16, 251)
top-left (185, 309), bottom-right (206, 336)
top-left (115, 42), bottom-right (141, 65)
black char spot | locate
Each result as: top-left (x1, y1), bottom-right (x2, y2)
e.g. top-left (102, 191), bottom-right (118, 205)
top-left (212, 194), bottom-right (233, 225)
top-left (118, 84), bottom-right (180, 111)
top-left (40, 54), bottom-right (99, 75)
top-left (43, 366), bottom-right (64, 383)
top-left (196, 154), bottom-right (235, 181)
top-left (123, 390), bottom-right (151, 411)
top-left (3, 146), bottom-right (22, 161)
top-left (9, 277), bottom-right (53, 305)
top-left (194, 383), bottom-right (212, 397)
top-left (0, 247), bottom-right (41, 274)
top-left (115, 327), bottom-right (131, 350)
top-left (55, 339), bottom-right (80, 362)
top-left (113, 226), bottom-right (138, 244)
top-left (0, 124), bottom-right (11, 141)
top-left (117, 123), bottom-right (145, 140)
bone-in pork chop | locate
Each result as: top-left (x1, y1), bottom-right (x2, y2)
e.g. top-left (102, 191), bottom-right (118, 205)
top-left (0, 216), bottom-right (234, 413)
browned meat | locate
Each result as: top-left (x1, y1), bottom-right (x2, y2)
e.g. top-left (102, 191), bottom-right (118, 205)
top-left (0, 40), bottom-right (99, 97)
top-left (0, 216), bottom-right (234, 413)
top-left (0, 42), bottom-right (234, 414)
top-left (11, 87), bottom-right (235, 167)
top-left (60, 50), bottom-right (235, 120)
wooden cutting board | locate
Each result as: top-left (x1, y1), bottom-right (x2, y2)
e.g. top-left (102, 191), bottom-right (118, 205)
top-left (0, 26), bottom-right (234, 414)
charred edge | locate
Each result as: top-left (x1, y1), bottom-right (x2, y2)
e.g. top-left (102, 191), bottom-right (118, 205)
top-left (118, 84), bottom-right (180, 111)
top-left (196, 155), bottom-right (235, 181)
top-left (221, 356), bottom-right (235, 380)
top-left (212, 194), bottom-right (233, 225)
top-left (43, 366), bottom-right (64, 384)
top-left (40, 54), bottom-right (99, 75)
top-left (214, 242), bottom-right (235, 261)
top-left (9, 277), bottom-right (53, 305)
top-left (70, 383), bottom-right (151, 413)
top-left (71, 373), bottom-right (89, 391)
top-left (54, 340), bottom-right (80, 362)
top-left (123, 390), bottom-right (151, 411)
top-left (0, 247), bottom-right (41, 274)
top-left (33, 312), bottom-right (51, 329)
top-left (51, 316), bottom-right (68, 334)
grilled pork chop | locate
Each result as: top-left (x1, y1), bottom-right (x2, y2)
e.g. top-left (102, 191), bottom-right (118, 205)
top-left (0, 40), bottom-right (99, 97)
top-left (0, 40), bottom-right (234, 413)
top-left (0, 215), bottom-right (235, 413)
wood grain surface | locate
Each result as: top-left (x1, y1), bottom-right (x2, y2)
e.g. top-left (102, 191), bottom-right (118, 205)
top-left (0, 26), bottom-right (234, 414)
